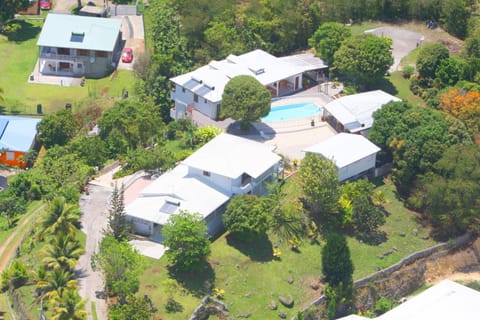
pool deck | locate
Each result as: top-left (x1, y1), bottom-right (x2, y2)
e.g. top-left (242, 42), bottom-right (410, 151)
top-left (191, 83), bottom-right (342, 160)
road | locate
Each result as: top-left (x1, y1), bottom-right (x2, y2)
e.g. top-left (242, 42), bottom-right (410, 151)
top-left (53, 0), bottom-right (105, 13)
top-left (76, 184), bottom-right (111, 320)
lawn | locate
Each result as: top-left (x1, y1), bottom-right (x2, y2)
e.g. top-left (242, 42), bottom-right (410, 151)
top-left (138, 177), bottom-right (438, 319)
top-left (0, 18), bottom-right (135, 115)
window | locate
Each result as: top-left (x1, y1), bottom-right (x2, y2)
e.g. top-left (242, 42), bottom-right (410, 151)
top-left (182, 87), bottom-right (185, 93)
top-left (203, 171), bottom-right (210, 177)
top-left (95, 50), bottom-right (108, 58)
top-left (77, 49), bottom-right (89, 57)
top-left (70, 32), bottom-right (85, 43)
top-left (6, 152), bottom-right (14, 161)
top-left (194, 94), bottom-right (199, 103)
top-left (57, 47), bottom-right (70, 55)
top-left (77, 63), bottom-right (82, 68)
top-left (204, 98), bottom-right (208, 104)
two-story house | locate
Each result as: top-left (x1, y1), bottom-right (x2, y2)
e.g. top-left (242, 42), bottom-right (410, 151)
top-left (125, 133), bottom-right (282, 241)
top-left (169, 50), bottom-right (327, 120)
top-left (36, 14), bottom-right (121, 78)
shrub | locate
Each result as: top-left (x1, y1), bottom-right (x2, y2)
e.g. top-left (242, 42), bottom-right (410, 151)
top-left (403, 65), bottom-right (415, 78)
top-left (374, 297), bottom-right (393, 315)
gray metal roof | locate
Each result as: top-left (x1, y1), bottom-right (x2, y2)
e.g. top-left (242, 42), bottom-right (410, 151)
top-left (37, 14), bottom-right (121, 52)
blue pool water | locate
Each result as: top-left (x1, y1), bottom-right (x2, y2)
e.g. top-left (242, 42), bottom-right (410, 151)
top-left (262, 102), bottom-right (322, 122)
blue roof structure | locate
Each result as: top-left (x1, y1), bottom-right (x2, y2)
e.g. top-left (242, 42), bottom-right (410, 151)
top-left (0, 116), bottom-right (41, 152)
top-left (37, 14), bottom-right (122, 52)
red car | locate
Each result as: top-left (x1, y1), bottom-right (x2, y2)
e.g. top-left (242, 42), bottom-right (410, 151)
top-left (40, 0), bottom-right (51, 10)
top-left (121, 48), bottom-right (133, 63)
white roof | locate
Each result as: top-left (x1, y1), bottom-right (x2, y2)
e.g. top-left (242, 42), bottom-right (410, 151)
top-left (278, 53), bottom-right (328, 71)
top-left (181, 133), bottom-right (281, 180)
top-left (126, 165), bottom-right (230, 224)
top-left (37, 14), bottom-right (121, 52)
top-left (338, 280), bottom-right (480, 320)
top-left (170, 49), bottom-right (321, 102)
top-left (323, 90), bottom-right (401, 132)
top-left (303, 133), bottom-right (380, 168)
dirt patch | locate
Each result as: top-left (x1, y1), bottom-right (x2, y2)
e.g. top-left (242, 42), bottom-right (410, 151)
top-left (100, 87), bottom-right (110, 98)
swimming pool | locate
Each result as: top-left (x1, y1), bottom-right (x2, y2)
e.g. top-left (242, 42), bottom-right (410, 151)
top-left (261, 102), bottom-right (322, 122)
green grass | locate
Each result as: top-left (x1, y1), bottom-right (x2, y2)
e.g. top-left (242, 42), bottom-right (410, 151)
top-left (139, 177), bottom-right (439, 319)
top-left (348, 21), bottom-right (384, 36)
top-left (0, 18), bottom-right (135, 115)
top-left (91, 301), bottom-right (98, 320)
top-left (387, 72), bottom-right (426, 107)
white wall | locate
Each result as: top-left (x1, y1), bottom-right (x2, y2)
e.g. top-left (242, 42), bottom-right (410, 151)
top-left (188, 167), bottom-right (233, 194)
top-left (338, 153), bottom-right (376, 181)
top-left (171, 84), bottom-right (218, 119)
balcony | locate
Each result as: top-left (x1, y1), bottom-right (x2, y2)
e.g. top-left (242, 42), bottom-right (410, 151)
top-left (232, 183), bottom-right (252, 195)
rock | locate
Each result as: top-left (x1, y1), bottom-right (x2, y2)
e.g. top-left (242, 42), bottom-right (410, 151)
top-left (287, 277), bottom-right (294, 284)
top-left (413, 229), bottom-right (418, 236)
top-left (310, 282), bottom-right (320, 290)
top-left (278, 311), bottom-right (287, 319)
top-left (392, 246), bottom-right (398, 251)
top-left (374, 265), bottom-right (381, 271)
top-left (422, 235), bottom-right (430, 240)
top-left (377, 254), bottom-right (384, 259)
top-left (244, 292), bottom-right (251, 297)
top-left (237, 313), bottom-right (251, 318)
top-left (268, 300), bottom-right (278, 310)
top-left (400, 232), bottom-right (406, 237)
top-left (278, 295), bottom-right (294, 308)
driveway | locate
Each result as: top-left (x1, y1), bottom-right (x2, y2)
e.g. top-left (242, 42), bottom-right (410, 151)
top-left (76, 184), bottom-right (111, 320)
top-left (365, 27), bottom-right (424, 73)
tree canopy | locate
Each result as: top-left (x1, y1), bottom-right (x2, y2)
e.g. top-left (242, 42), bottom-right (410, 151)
top-left (162, 211), bottom-right (211, 271)
top-left (0, 0), bottom-right (29, 24)
top-left (416, 43), bottom-right (449, 79)
top-left (223, 194), bottom-right (270, 240)
top-left (309, 22), bottom-right (351, 64)
top-left (298, 153), bottom-right (340, 225)
top-left (221, 75), bottom-right (271, 129)
top-left (37, 109), bottom-right (78, 148)
top-left (321, 233), bottom-right (354, 287)
top-left (334, 34), bottom-right (393, 87)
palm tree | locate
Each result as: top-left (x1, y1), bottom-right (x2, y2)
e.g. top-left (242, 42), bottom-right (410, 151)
top-left (41, 234), bottom-right (84, 271)
top-left (36, 268), bottom-right (77, 303)
top-left (39, 197), bottom-right (81, 239)
top-left (51, 288), bottom-right (87, 320)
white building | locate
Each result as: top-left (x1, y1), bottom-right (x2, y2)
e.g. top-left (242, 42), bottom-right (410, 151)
top-left (322, 90), bottom-right (401, 135)
top-left (126, 133), bottom-right (282, 241)
top-left (169, 49), bottom-right (327, 120)
top-left (339, 279), bottom-right (480, 320)
top-left (303, 133), bottom-right (380, 181)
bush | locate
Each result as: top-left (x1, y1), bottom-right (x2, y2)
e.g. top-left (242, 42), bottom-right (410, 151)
top-left (374, 297), bottom-right (393, 315)
top-left (1, 270), bottom-right (11, 292)
top-left (10, 261), bottom-right (28, 288)
top-left (403, 65), bottom-right (415, 78)
top-left (223, 195), bottom-right (269, 241)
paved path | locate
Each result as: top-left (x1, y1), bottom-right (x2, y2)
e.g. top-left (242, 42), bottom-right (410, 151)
top-left (76, 184), bottom-right (111, 320)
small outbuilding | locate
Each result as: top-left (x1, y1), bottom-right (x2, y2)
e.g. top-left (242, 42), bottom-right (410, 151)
top-left (322, 90), bottom-right (400, 135)
top-left (0, 116), bottom-right (41, 169)
top-left (303, 133), bottom-right (380, 181)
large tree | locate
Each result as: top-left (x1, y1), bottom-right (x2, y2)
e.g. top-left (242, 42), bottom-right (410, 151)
top-left (106, 184), bottom-right (130, 241)
top-left (298, 153), bottom-right (340, 225)
top-left (221, 75), bottom-right (271, 129)
top-left (223, 194), bottom-right (270, 241)
top-left (334, 34), bottom-right (393, 87)
top-left (0, 189), bottom-right (26, 228)
top-left (37, 109), bottom-right (78, 148)
top-left (0, 0), bottom-right (29, 24)
top-left (416, 43), bottom-right (449, 79)
top-left (162, 211), bottom-right (211, 271)
top-left (91, 236), bottom-right (145, 302)
top-left (309, 22), bottom-right (351, 64)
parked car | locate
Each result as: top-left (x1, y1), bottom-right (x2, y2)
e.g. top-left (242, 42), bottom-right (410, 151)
top-left (40, 0), bottom-right (51, 10)
top-left (121, 48), bottom-right (133, 63)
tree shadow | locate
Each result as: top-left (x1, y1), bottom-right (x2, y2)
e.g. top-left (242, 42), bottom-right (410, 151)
top-left (226, 233), bottom-right (273, 262)
top-left (167, 262), bottom-right (215, 298)
top-left (4, 20), bottom-right (42, 42)
top-left (369, 77), bottom-right (399, 96)
top-left (355, 230), bottom-right (388, 246)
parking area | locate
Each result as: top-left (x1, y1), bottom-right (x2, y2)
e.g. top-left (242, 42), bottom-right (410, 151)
top-left (115, 15), bottom-right (145, 71)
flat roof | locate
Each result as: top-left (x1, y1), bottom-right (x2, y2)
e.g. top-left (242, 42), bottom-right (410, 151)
top-left (181, 133), bottom-right (281, 180)
top-left (170, 49), bottom-right (324, 102)
top-left (324, 90), bottom-right (401, 132)
top-left (37, 13), bottom-right (121, 52)
top-left (0, 116), bottom-right (41, 152)
top-left (126, 165), bottom-right (230, 224)
top-left (303, 133), bottom-right (380, 168)
top-left (278, 53), bottom-right (328, 72)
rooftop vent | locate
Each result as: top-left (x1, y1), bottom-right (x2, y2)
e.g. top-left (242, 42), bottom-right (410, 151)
top-left (249, 67), bottom-right (265, 75)
top-left (191, 75), bottom-right (203, 84)
top-left (204, 82), bottom-right (215, 90)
